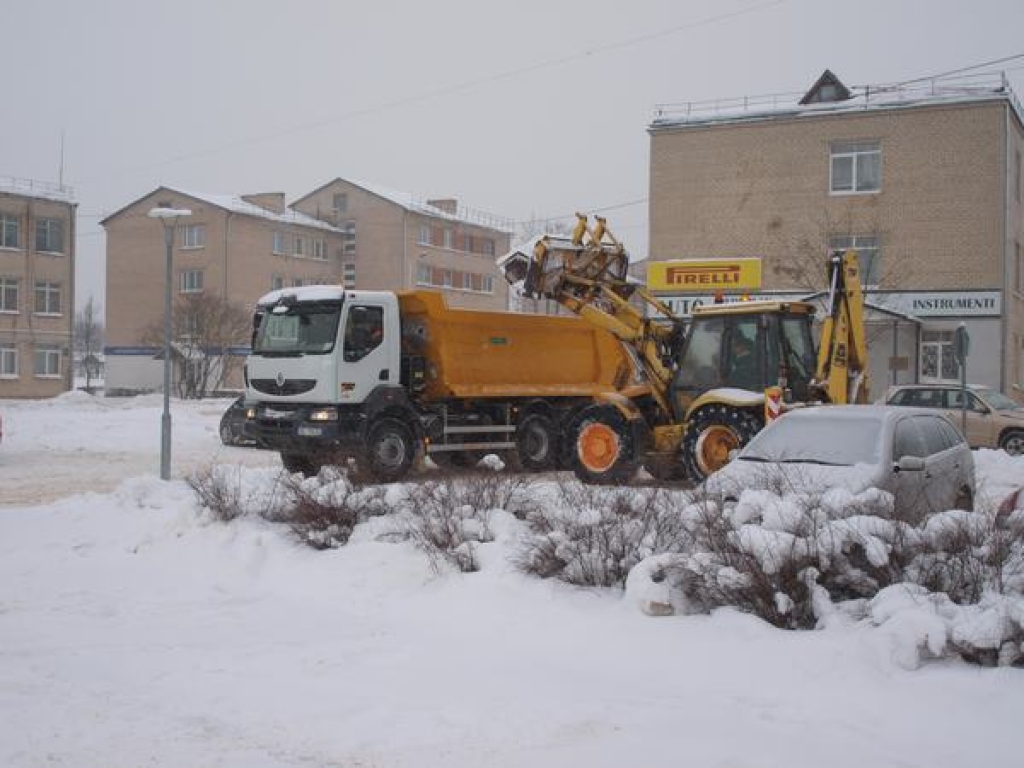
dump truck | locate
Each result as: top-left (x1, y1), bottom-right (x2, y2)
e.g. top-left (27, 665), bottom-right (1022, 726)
top-left (497, 214), bottom-right (869, 483)
top-left (243, 287), bottom-right (650, 480)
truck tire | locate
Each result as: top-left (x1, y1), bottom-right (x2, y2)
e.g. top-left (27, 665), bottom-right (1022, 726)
top-left (359, 418), bottom-right (415, 482)
top-left (682, 405), bottom-right (762, 481)
top-left (568, 405), bottom-right (638, 485)
top-left (281, 452), bottom-right (321, 477)
top-left (514, 412), bottom-right (559, 472)
top-left (999, 429), bottom-right (1024, 456)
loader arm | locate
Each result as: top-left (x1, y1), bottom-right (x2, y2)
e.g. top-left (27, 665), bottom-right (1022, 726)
top-left (814, 249), bottom-right (870, 404)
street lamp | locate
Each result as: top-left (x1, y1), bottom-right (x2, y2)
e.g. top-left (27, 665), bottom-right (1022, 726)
top-left (148, 206), bottom-right (192, 480)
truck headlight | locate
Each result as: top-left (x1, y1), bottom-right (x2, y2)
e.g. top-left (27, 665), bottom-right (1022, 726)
top-left (309, 407), bottom-right (338, 422)
top-left (246, 407), bottom-right (256, 419)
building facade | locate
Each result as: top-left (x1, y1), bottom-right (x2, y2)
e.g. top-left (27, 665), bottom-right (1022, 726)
top-left (0, 177), bottom-right (76, 398)
top-left (648, 71), bottom-right (1024, 401)
top-left (102, 180), bottom-right (512, 394)
top-left (291, 178), bottom-right (512, 310)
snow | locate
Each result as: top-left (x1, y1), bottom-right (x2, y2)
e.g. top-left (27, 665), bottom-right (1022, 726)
top-left (1, 394), bottom-right (1023, 766)
top-left (166, 187), bottom-right (343, 232)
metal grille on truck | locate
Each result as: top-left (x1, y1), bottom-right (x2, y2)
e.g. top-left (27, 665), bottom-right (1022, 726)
top-left (250, 378), bottom-right (317, 396)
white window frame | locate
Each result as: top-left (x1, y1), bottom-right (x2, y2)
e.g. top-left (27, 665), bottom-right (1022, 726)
top-left (481, 239), bottom-right (495, 257)
top-left (342, 262), bottom-right (356, 288)
top-left (416, 262), bottom-right (431, 285)
top-left (0, 342), bottom-right (17, 378)
top-left (830, 140), bottom-right (881, 195)
top-left (34, 281), bottom-right (61, 315)
top-left (443, 228), bottom-right (454, 249)
top-left (294, 235), bottom-right (305, 257)
top-left (920, 329), bottom-right (959, 384)
top-left (0, 276), bottom-right (18, 313)
top-left (181, 224), bottom-right (205, 250)
top-left (179, 269), bottom-right (203, 294)
top-left (0, 214), bottom-right (19, 249)
top-left (313, 239), bottom-right (327, 261)
top-left (483, 275), bottom-right (494, 294)
top-left (418, 224), bottom-right (431, 245)
top-left (35, 217), bottom-right (64, 253)
top-left (34, 345), bottom-right (60, 378)
top-left (273, 231), bottom-right (287, 255)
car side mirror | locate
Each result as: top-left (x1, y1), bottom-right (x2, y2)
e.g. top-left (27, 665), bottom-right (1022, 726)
top-left (895, 455), bottom-right (926, 472)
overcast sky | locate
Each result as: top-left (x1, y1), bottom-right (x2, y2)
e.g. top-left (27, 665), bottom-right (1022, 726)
top-left (5, 0), bottom-right (1024, 315)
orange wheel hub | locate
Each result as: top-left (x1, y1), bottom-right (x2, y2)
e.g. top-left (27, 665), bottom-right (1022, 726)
top-left (694, 425), bottom-right (740, 476)
top-left (578, 422), bottom-right (621, 473)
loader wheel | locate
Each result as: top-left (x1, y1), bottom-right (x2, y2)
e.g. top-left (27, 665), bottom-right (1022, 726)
top-left (569, 405), bottom-right (638, 485)
top-left (514, 413), bottom-right (559, 472)
top-left (359, 419), bottom-right (415, 482)
top-left (281, 452), bottom-right (321, 478)
top-left (682, 405), bottom-right (763, 481)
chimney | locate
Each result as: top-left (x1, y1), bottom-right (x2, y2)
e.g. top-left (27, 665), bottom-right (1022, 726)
top-left (242, 192), bottom-right (286, 214)
top-left (427, 198), bottom-right (458, 215)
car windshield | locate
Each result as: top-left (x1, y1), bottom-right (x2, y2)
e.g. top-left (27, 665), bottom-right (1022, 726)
top-left (977, 388), bottom-right (1021, 411)
top-left (739, 413), bottom-right (883, 466)
top-left (253, 300), bottom-right (342, 355)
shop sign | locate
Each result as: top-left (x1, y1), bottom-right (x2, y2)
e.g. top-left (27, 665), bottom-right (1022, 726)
top-left (872, 291), bottom-right (1001, 318)
top-left (648, 258), bottom-right (762, 293)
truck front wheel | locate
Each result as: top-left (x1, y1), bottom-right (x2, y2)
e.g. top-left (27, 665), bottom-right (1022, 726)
top-left (569, 405), bottom-right (638, 485)
top-left (682, 405), bottom-right (762, 481)
top-left (515, 413), bottom-right (559, 472)
top-left (359, 419), bottom-right (415, 482)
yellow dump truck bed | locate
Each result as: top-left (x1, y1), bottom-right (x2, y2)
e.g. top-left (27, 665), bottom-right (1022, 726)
top-left (398, 291), bottom-right (641, 401)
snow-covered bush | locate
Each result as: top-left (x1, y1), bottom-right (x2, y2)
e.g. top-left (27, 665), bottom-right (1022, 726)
top-left (270, 467), bottom-right (388, 549)
top-left (516, 482), bottom-right (691, 587)
top-left (187, 464), bottom-right (258, 522)
top-left (397, 473), bottom-right (535, 572)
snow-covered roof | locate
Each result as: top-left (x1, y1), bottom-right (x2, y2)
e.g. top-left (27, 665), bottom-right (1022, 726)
top-left (166, 188), bottom-right (342, 232)
top-left (651, 73), bottom-right (1024, 131)
top-left (0, 176), bottom-right (75, 204)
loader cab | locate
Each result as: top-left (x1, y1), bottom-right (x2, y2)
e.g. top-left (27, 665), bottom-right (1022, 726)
top-left (672, 302), bottom-right (817, 411)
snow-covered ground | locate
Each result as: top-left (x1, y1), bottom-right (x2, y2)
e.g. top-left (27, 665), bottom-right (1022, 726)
top-left (1, 394), bottom-right (1022, 767)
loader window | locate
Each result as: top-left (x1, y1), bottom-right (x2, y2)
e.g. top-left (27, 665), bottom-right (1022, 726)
top-left (675, 316), bottom-right (725, 391)
top-left (344, 305), bottom-right (384, 362)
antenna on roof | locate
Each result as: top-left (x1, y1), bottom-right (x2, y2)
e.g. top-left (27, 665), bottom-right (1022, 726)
top-left (58, 130), bottom-right (65, 187)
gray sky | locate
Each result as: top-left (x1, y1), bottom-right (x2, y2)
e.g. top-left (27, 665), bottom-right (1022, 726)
top-left (6, 0), bottom-right (1024, 315)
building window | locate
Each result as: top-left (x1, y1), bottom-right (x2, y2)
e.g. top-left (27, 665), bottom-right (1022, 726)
top-left (0, 343), bottom-right (16, 378)
top-left (293, 278), bottom-right (304, 287)
top-left (342, 263), bottom-right (356, 288)
top-left (829, 234), bottom-right (881, 287)
top-left (461, 272), bottom-right (473, 289)
top-left (313, 239), bottom-right (327, 260)
top-left (1017, 150), bottom-right (1021, 203)
top-left (294, 236), bottom-right (305, 256)
top-left (181, 224), bottom-right (205, 249)
top-left (416, 263), bottom-right (431, 285)
top-left (417, 224), bottom-right (430, 245)
top-left (920, 329), bottom-right (959, 382)
top-left (333, 193), bottom-right (348, 213)
top-left (443, 228), bottom-right (454, 249)
top-left (35, 218), bottom-right (64, 253)
top-left (830, 140), bottom-right (881, 194)
top-left (0, 277), bottom-right (18, 312)
top-left (483, 275), bottom-right (494, 294)
top-left (1017, 242), bottom-right (1023, 295)
top-left (34, 281), bottom-right (61, 315)
top-left (0, 214), bottom-right (19, 249)
top-left (271, 275), bottom-right (285, 291)
top-left (179, 270), bottom-right (203, 293)
top-left (273, 231), bottom-right (287, 255)
top-left (182, 312), bottom-right (203, 339)
top-left (34, 345), bottom-right (60, 378)
top-left (481, 239), bottom-right (495, 257)
top-left (440, 269), bottom-right (452, 287)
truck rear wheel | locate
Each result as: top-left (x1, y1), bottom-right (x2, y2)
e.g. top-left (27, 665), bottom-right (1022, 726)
top-left (281, 452), bottom-right (321, 477)
top-left (515, 413), bottom-right (559, 472)
top-left (359, 418), bottom-right (415, 482)
top-left (682, 405), bottom-right (762, 481)
top-left (569, 405), bottom-right (638, 485)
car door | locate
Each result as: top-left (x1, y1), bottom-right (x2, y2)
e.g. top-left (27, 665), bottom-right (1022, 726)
top-left (890, 416), bottom-right (932, 521)
top-left (338, 301), bottom-right (390, 404)
top-left (945, 388), bottom-right (993, 447)
top-left (913, 415), bottom-right (959, 513)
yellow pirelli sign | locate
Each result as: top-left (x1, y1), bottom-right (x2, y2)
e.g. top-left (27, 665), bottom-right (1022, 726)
top-left (647, 258), bottom-right (763, 292)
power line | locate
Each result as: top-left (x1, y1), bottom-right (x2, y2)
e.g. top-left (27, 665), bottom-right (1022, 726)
top-left (80, 1), bottom-right (787, 183)
top-left (897, 52), bottom-right (1024, 85)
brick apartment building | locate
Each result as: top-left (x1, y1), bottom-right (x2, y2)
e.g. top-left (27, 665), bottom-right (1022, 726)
top-left (102, 179), bottom-right (511, 394)
top-left (648, 71), bottom-right (1024, 401)
top-left (0, 177), bottom-right (76, 398)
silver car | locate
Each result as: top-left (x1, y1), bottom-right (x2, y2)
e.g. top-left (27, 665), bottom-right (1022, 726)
top-left (704, 405), bottom-right (975, 522)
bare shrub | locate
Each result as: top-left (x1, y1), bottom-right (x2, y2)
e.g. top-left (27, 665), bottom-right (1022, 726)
top-left (398, 475), bottom-right (513, 573)
top-left (516, 481), bottom-right (692, 588)
top-left (188, 465), bottom-right (249, 522)
top-left (272, 468), bottom-right (388, 549)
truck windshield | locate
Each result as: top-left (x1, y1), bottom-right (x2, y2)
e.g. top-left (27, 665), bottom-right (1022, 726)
top-left (253, 301), bottom-right (342, 356)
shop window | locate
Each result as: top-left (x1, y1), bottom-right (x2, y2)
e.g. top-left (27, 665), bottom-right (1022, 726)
top-left (920, 329), bottom-right (959, 382)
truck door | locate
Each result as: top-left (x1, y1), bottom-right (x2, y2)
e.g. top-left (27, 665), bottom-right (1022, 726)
top-left (338, 302), bottom-right (391, 404)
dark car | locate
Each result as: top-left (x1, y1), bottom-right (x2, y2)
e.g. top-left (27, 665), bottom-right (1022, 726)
top-left (219, 397), bottom-right (255, 446)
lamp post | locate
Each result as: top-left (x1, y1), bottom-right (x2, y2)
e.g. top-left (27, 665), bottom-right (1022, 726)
top-left (147, 206), bottom-right (191, 480)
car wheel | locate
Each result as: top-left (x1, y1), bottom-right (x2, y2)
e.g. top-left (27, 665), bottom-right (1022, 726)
top-left (999, 429), bottom-right (1024, 456)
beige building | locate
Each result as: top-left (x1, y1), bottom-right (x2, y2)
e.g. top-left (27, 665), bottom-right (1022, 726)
top-left (0, 177), bottom-right (76, 398)
top-left (291, 178), bottom-right (512, 310)
top-left (648, 71), bottom-right (1024, 401)
top-left (102, 180), bottom-right (512, 394)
